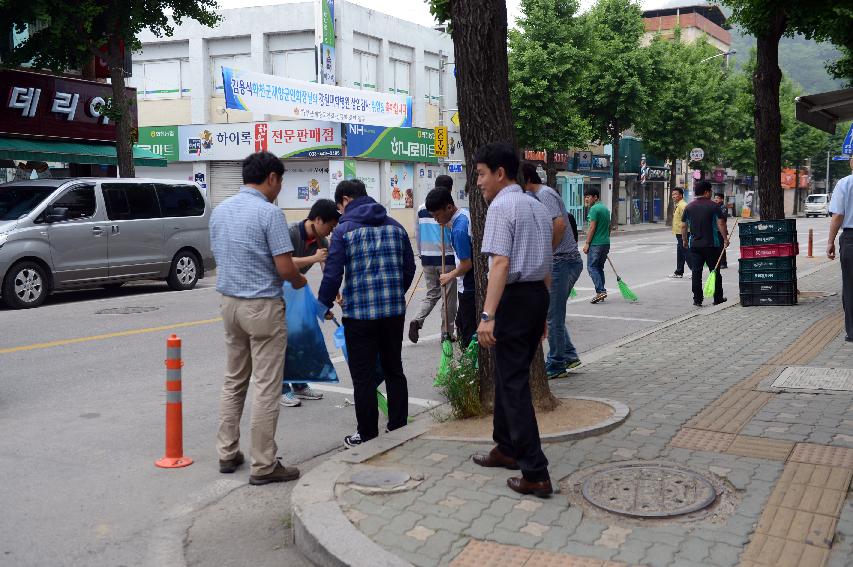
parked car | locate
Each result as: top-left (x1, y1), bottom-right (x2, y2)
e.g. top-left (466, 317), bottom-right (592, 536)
top-left (804, 193), bottom-right (831, 217)
top-left (0, 178), bottom-right (215, 309)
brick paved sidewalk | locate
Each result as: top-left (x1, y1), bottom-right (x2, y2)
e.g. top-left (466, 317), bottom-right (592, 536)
top-left (324, 263), bottom-right (853, 567)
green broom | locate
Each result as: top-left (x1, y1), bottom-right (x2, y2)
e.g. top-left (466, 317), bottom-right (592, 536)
top-left (704, 219), bottom-right (738, 298)
top-left (570, 287), bottom-right (578, 298)
top-left (606, 257), bottom-right (638, 302)
top-left (435, 226), bottom-right (454, 387)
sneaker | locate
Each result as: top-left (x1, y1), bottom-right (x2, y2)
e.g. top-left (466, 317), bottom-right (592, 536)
top-left (219, 451), bottom-right (244, 474)
top-left (667, 273), bottom-right (683, 279)
top-left (280, 392), bottom-right (302, 407)
top-left (293, 386), bottom-right (324, 400)
top-left (566, 359), bottom-right (582, 370)
top-left (441, 332), bottom-right (456, 343)
top-left (713, 297), bottom-right (728, 306)
top-left (591, 292), bottom-right (607, 304)
top-left (547, 369), bottom-right (568, 380)
top-left (720, 264), bottom-right (728, 270)
top-left (344, 431), bottom-right (363, 448)
top-left (408, 321), bottom-right (421, 343)
top-left (249, 460), bottom-right (300, 485)
top-left (693, 300), bottom-right (703, 307)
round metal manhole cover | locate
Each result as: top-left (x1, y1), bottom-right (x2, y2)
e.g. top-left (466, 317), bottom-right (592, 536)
top-left (96, 306), bottom-right (159, 315)
top-left (581, 463), bottom-right (717, 518)
top-left (350, 469), bottom-right (410, 488)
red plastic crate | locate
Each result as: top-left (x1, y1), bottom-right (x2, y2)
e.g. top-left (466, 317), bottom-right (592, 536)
top-left (740, 242), bottom-right (799, 259)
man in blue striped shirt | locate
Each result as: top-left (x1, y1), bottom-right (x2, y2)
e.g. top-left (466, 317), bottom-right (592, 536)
top-left (318, 179), bottom-right (416, 448)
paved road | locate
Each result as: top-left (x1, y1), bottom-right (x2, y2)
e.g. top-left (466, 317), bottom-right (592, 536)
top-left (0, 216), bottom-right (830, 566)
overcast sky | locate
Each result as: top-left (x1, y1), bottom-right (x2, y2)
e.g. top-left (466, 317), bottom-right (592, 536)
top-left (216, 0), bottom-right (687, 27)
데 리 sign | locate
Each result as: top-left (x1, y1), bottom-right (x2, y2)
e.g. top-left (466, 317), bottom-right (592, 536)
top-left (434, 126), bottom-right (448, 158)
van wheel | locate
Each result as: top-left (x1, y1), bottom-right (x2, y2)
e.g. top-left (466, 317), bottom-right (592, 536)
top-left (2, 261), bottom-right (49, 309)
top-left (167, 251), bottom-right (199, 291)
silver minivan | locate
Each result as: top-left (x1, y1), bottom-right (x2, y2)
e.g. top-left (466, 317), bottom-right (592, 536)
top-left (0, 178), bottom-right (216, 309)
top-left (804, 193), bottom-right (831, 217)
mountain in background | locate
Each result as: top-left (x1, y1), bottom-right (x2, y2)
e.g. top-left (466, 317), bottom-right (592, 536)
top-left (728, 26), bottom-right (846, 94)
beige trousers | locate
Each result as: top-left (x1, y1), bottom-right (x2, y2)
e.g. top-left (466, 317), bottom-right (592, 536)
top-left (216, 295), bottom-right (287, 476)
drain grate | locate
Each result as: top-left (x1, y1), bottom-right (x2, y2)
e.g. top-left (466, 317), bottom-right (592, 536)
top-left (771, 366), bottom-right (853, 392)
top-left (96, 306), bottom-right (159, 315)
top-left (581, 463), bottom-right (717, 518)
top-left (349, 469), bottom-right (410, 488)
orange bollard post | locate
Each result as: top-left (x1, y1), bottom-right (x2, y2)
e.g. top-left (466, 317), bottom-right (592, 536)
top-left (808, 228), bottom-right (814, 258)
top-left (156, 334), bottom-right (193, 468)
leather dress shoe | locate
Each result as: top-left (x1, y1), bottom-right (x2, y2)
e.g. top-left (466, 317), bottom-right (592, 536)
top-left (507, 476), bottom-right (553, 498)
top-left (472, 447), bottom-right (519, 470)
top-left (219, 451), bottom-right (245, 474)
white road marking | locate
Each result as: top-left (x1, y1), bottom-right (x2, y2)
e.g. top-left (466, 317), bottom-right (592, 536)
top-left (568, 277), bottom-right (676, 305)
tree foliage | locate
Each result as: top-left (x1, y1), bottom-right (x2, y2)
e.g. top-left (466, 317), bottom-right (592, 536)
top-left (508, 0), bottom-right (590, 188)
top-left (0, 0), bottom-right (222, 176)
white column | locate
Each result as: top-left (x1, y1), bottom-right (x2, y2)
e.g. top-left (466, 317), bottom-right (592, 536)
top-left (412, 46), bottom-right (425, 127)
top-left (251, 32), bottom-right (267, 122)
top-left (189, 37), bottom-right (209, 124)
top-left (378, 38), bottom-right (390, 93)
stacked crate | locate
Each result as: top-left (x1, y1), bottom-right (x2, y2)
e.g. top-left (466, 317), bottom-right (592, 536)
top-left (739, 219), bottom-right (799, 306)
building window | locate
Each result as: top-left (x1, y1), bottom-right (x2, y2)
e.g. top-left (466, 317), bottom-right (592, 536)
top-left (353, 51), bottom-right (377, 91)
top-left (270, 49), bottom-right (316, 82)
top-left (212, 54), bottom-right (252, 94)
top-left (425, 67), bottom-right (440, 102)
top-left (389, 59), bottom-right (410, 95)
top-left (131, 60), bottom-right (192, 100)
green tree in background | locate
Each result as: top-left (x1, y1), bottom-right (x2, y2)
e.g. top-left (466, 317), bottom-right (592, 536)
top-left (0, 0), bottom-right (221, 177)
top-left (509, 0), bottom-right (591, 189)
top-left (577, 0), bottom-right (651, 228)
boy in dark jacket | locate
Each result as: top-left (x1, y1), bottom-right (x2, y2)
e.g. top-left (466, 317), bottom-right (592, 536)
top-left (318, 180), bottom-right (416, 447)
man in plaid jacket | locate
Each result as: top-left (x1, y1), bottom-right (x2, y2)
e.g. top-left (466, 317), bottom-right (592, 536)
top-left (318, 179), bottom-right (416, 447)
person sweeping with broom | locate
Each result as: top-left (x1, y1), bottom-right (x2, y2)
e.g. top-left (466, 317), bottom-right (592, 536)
top-left (682, 180), bottom-right (730, 307)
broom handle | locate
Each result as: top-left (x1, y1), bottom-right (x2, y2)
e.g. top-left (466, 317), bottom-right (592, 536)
top-left (606, 256), bottom-right (620, 278)
top-left (406, 269), bottom-right (424, 308)
top-left (712, 218), bottom-right (739, 272)
top-left (440, 226), bottom-right (450, 335)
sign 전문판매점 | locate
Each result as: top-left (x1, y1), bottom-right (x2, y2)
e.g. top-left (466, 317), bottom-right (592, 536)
top-left (179, 120), bottom-right (341, 161)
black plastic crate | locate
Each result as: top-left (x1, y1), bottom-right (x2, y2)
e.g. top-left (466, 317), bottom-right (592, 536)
top-left (740, 291), bottom-right (798, 306)
top-left (739, 267), bottom-right (797, 282)
top-left (739, 257), bottom-right (796, 271)
top-left (739, 281), bottom-right (796, 295)
top-left (738, 219), bottom-right (797, 237)
top-left (740, 232), bottom-right (798, 246)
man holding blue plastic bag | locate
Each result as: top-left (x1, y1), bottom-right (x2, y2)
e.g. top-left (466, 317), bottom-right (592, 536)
top-left (318, 179), bottom-right (416, 448)
top-left (280, 199), bottom-right (341, 408)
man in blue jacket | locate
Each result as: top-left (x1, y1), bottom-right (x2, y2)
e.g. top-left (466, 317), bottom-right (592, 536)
top-left (318, 179), bottom-right (416, 447)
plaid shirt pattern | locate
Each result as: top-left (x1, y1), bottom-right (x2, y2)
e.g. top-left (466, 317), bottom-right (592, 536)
top-left (210, 187), bottom-right (293, 299)
top-left (341, 224), bottom-right (409, 319)
top-left (482, 184), bottom-right (552, 284)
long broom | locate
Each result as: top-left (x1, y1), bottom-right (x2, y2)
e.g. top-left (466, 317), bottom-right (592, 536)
top-left (435, 226), bottom-right (454, 387)
top-left (704, 219), bottom-right (738, 298)
top-left (606, 256), bottom-right (639, 302)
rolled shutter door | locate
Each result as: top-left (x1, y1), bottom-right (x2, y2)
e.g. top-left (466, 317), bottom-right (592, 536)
top-left (209, 162), bottom-right (243, 207)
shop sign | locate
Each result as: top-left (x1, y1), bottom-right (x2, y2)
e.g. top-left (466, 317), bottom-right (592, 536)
top-left (0, 68), bottom-right (137, 143)
top-left (346, 123), bottom-right (438, 163)
top-left (137, 126), bottom-right (179, 162)
top-left (448, 163), bottom-right (463, 173)
top-left (178, 120), bottom-right (341, 161)
top-left (434, 126), bottom-right (448, 158)
top-left (646, 166), bottom-right (669, 181)
top-left (591, 154), bottom-right (610, 172)
top-left (576, 151), bottom-right (592, 171)
top-left (330, 159), bottom-right (380, 201)
top-left (222, 67), bottom-right (411, 127)
top-left (316, 0), bottom-right (336, 85)
top-left (523, 149), bottom-right (569, 164)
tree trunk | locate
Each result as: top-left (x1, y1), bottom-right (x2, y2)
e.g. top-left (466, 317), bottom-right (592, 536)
top-left (753, 11), bottom-right (786, 220)
top-left (449, 0), bottom-right (556, 413)
top-left (665, 156), bottom-right (676, 226)
top-left (108, 37), bottom-right (135, 178)
top-left (545, 148), bottom-right (558, 190)
top-left (611, 132), bottom-right (621, 229)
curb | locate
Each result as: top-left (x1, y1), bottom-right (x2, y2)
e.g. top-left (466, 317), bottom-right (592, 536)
top-left (291, 258), bottom-right (838, 567)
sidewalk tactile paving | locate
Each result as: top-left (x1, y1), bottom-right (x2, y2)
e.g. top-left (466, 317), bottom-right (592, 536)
top-left (727, 435), bottom-right (795, 461)
top-left (755, 505), bottom-right (837, 547)
top-left (449, 540), bottom-right (630, 567)
top-left (789, 443), bottom-right (853, 469)
top-left (778, 463), bottom-right (853, 490)
top-left (740, 533), bottom-right (830, 567)
top-left (669, 428), bottom-right (734, 452)
top-left (686, 391), bottom-right (773, 434)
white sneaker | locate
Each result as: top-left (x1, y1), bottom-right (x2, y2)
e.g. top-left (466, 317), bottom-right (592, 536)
top-left (667, 273), bottom-right (683, 279)
top-left (293, 386), bottom-right (324, 400)
top-left (344, 431), bottom-right (363, 448)
top-left (280, 392), bottom-right (301, 407)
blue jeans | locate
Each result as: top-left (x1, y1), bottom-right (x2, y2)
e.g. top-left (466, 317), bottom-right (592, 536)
top-left (587, 244), bottom-right (610, 293)
top-left (282, 382), bottom-right (307, 394)
top-left (546, 256), bottom-right (584, 373)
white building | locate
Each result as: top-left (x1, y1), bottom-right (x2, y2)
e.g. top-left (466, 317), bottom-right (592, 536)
top-left (130, 1), bottom-right (464, 233)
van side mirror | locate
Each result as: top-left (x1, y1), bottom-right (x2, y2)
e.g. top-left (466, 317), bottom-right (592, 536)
top-left (45, 207), bottom-right (69, 223)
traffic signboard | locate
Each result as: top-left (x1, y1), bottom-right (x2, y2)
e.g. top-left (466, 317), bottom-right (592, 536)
top-left (434, 126), bottom-right (448, 158)
top-left (690, 148), bottom-right (704, 161)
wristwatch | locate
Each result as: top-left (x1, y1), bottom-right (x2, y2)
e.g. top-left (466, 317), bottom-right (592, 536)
top-left (481, 312), bottom-right (493, 322)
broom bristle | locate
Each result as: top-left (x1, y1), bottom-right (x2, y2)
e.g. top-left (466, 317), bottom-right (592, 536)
top-left (434, 339), bottom-right (454, 387)
top-left (617, 278), bottom-right (638, 302)
top-left (703, 271), bottom-right (717, 298)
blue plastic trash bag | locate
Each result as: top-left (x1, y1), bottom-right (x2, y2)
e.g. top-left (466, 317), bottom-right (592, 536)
top-left (282, 282), bottom-right (339, 384)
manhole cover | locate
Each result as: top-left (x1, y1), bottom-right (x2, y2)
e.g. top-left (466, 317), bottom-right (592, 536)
top-left (96, 306), bottom-right (159, 315)
top-left (772, 366), bottom-right (853, 392)
top-left (350, 469), bottom-right (410, 488)
top-left (581, 463), bottom-right (717, 518)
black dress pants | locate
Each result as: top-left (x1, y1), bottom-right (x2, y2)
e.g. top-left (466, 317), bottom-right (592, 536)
top-left (690, 246), bottom-right (724, 304)
top-left (456, 290), bottom-right (477, 346)
top-left (492, 281), bottom-right (550, 483)
top-left (841, 231), bottom-right (853, 339)
top-left (343, 315), bottom-right (408, 440)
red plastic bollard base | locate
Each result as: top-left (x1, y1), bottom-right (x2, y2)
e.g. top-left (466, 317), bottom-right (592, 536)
top-left (155, 456), bottom-right (194, 468)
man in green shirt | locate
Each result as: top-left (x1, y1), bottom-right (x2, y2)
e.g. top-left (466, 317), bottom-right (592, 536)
top-left (582, 187), bottom-right (611, 303)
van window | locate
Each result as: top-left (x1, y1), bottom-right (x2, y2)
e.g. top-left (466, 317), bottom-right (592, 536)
top-left (156, 184), bottom-right (205, 217)
top-left (807, 195), bottom-right (827, 204)
top-left (0, 185), bottom-right (55, 220)
top-left (102, 183), bottom-right (162, 220)
top-left (53, 185), bottom-right (96, 220)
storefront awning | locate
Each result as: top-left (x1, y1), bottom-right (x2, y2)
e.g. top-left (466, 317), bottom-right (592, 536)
top-left (795, 87), bottom-right (853, 134)
top-left (0, 137), bottom-right (167, 167)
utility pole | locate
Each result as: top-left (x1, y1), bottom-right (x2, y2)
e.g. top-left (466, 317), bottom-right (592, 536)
top-left (827, 150), bottom-right (831, 193)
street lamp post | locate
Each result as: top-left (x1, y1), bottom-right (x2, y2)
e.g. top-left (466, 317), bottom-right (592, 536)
top-left (700, 49), bottom-right (737, 68)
